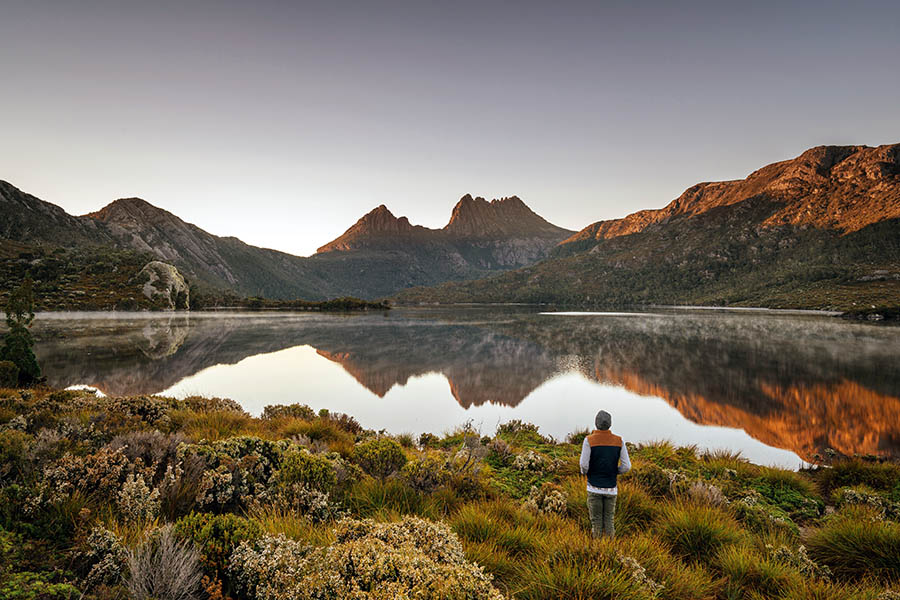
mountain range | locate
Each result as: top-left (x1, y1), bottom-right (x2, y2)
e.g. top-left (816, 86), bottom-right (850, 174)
top-left (2, 142), bottom-right (899, 309)
top-left (397, 144), bottom-right (900, 309)
top-left (0, 184), bottom-right (572, 302)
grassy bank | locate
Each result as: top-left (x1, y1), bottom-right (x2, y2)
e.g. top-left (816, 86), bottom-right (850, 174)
top-left (1, 387), bottom-right (898, 599)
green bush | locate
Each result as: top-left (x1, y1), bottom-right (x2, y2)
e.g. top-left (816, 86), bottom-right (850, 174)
top-left (0, 571), bottom-right (81, 600)
top-left (173, 512), bottom-right (263, 577)
top-left (0, 361), bottom-right (18, 388)
top-left (1, 278), bottom-right (41, 386)
top-left (0, 430), bottom-right (29, 483)
top-left (401, 451), bottom-right (451, 492)
top-left (352, 437), bottom-right (407, 481)
top-left (278, 448), bottom-right (338, 491)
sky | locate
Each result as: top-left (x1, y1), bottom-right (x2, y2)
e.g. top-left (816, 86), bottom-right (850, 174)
top-left (2, 0), bottom-right (899, 256)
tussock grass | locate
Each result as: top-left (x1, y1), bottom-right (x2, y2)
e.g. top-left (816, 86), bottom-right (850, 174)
top-left (247, 504), bottom-right (335, 545)
top-left (615, 483), bottom-right (661, 536)
top-left (512, 556), bottom-right (638, 600)
top-left (815, 457), bottom-right (900, 497)
top-left (656, 501), bottom-right (744, 563)
top-left (614, 533), bottom-right (718, 600)
top-left (806, 507), bottom-right (900, 582)
top-left (715, 544), bottom-right (800, 598)
top-left (345, 478), bottom-right (458, 520)
top-left (172, 408), bottom-right (260, 441)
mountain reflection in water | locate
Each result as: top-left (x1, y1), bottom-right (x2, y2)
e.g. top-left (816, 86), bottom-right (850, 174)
top-left (30, 308), bottom-right (900, 463)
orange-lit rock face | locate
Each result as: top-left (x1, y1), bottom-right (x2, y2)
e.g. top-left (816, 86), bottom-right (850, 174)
top-left (562, 143), bottom-right (900, 248)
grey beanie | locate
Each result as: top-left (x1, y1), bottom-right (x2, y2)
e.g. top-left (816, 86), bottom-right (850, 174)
top-left (595, 410), bottom-right (612, 430)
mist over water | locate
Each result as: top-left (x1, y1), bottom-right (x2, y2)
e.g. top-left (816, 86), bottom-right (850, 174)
top-left (29, 307), bottom-right (900, 468)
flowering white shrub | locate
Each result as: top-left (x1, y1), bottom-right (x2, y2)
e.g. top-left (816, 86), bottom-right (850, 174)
top-left (616, 552), bottom-right (664, 596)
top-left (512, 450), bottom-right (551, 473)
top-left (182, 436), bottom-right (290, 509)
top-left (767, 544), bottom-right (832, 580)
top-left (523, 483), bottom-right (568, 514)
top-left (118, 473), bottom-right (161, 522)
top-left (81, 526), bottom-right (128, 589)
top-left (229, 517), bottom-right (502, 600)
top-left (266, 483), bottom-right (345, 523)
top-left (29, 447), bottom-right (151, 510)
top-left (687, 481), bottom-right (729, 506)
top-left (834, 486), bottom-right (900, 521)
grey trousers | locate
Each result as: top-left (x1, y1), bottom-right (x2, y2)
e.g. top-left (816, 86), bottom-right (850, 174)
top-left (586, 492), bottom-right (617, 538)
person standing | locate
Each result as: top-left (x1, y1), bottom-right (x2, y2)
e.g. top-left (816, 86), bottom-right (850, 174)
top-left (579, 410), bottom-right (631, 538)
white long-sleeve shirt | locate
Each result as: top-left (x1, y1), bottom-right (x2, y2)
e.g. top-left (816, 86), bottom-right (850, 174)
top-left (579, 434), bottom-right (631, 495)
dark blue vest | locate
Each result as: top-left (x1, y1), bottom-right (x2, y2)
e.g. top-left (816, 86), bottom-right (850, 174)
top-left (586, 430), bottom-right (622, 489)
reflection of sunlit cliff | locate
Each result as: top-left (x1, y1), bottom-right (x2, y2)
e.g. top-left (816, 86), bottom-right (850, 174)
top-left (494, 311), bottom-right (900, 460)
top-left (596, 362), bottom-right (900, 460)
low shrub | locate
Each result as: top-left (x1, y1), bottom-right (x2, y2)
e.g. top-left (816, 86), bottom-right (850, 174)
top-left (0, 571), bottom-right (81, 600)
top-left (401, 451), bottom-right (451, 492)
top-left (179, 396), bottom-right (244, 414)
top-left (627, 462), bottom-right (688, 497)
top-left (495, 420), bottom-right (548, 445)
top-left (108, 430), bottom-right (189, 481)
top-left (29, 447), bottom-right (149, 509)
top-left (278, 447), bottom-right (338, 491)
top-left (117, 473), bottom-right (161, 523)
top-left (173, 512), bottom-right (263, 578)
top-left (0, 361), bottom-right (18, 388)
top-left (833, 486), bottom-right (900, 521)
top-left (351, 437), bottom-right (407, 481)
top-left (229, 516), bottom-right (503, 600)
top-left (816, 458), bottom-right (900, 496)
top-left (523, 482), bottom-right (567, 515)
top-left (79, 526), bottom-right (129, 590)
top-left (0, 429), bottom-right (29, 483)
top-left (566, 428), bottom-right (590, 445)
top-left (732, 490), bottom-right (799, 537)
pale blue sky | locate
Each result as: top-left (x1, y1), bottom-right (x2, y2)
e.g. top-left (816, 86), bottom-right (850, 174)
top-left (2, 0), bottom-right (899, 255)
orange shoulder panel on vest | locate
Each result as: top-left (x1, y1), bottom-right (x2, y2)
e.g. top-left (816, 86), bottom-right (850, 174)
top-left (586, 429), bottom-right (622, 447)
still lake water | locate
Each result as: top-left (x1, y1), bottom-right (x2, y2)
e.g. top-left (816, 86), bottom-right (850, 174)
top-left (28, 307), bottom-right (900, 468)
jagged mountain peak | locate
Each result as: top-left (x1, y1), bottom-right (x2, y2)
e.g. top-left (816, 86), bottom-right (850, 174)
top-left (316, 204), bottom-right (425, 253)
top-left (85, 197), bottom-right (186, 230)
top-left (444, 193), bottom-right (570, 238)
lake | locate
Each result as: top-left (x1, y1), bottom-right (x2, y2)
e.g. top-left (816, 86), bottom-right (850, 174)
top-left (26, 307), bottom-right (900, 468)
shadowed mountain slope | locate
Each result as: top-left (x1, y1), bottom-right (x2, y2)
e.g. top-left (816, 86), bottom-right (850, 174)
top-left (1, 182), bottom-right (571, 300)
